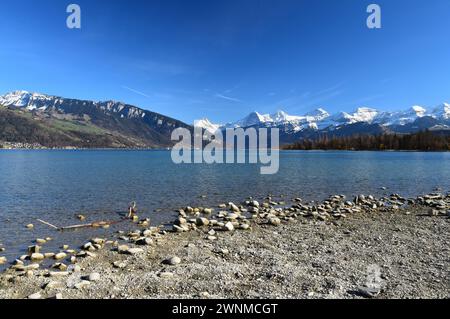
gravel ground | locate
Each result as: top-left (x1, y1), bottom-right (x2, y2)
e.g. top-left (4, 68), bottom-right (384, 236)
top-left (0, 196), bottom-right (449, 299)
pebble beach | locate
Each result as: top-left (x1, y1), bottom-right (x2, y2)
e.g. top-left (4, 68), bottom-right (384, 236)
top-left (0, 191), bottom-right (449, 299)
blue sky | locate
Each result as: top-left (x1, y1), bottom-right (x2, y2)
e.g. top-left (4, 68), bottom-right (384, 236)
top-left (0, 0), bottom-right (449, 124)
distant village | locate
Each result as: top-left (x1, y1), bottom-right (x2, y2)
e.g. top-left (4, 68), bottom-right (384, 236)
top-left (0, 141), bottom-right (77, 150)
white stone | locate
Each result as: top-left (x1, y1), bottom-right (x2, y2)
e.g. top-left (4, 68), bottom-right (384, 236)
top-left (224, 222), bottom-right (234, 231)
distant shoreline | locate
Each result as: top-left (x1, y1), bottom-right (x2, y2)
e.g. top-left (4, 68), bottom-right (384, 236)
top-left (1, 147), bottom-right (449, 152)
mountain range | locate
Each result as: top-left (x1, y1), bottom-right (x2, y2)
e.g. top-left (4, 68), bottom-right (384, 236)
top-left (194, 104), bottom-right (450, 144)
top-left (0, 91), bottom-right (190, 148)
top-left (1, 90), bottom-right (449, 148)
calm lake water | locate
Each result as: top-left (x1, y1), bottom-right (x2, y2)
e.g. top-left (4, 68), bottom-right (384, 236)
top-left (0, 150), bottom-right (449, 267)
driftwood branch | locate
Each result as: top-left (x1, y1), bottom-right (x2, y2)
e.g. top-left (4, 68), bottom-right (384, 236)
top-left (37, 218), bottom-right (127, 231)
top-left (37, 219), bottom-right (60, 230)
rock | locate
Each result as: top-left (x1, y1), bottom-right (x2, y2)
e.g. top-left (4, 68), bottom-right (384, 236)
top-left (223, 222), bottom-right (234, 231)
top-left (74, 280), bottom-right (91, 290)
top-left (0, 256), bottom-right (6, 265)
top-left (248, 206), bottom-right (259, 213)
top-left (36, 238), bottom-right (46, 244)
top-left (229, 203), bottom-right (240, 212)
top-left (26, 224), bottom-right (34, 229)
top-left (28, 245), bottom-right (41, 254)
top-left (269, 217), bottom-right (281, 226)
top-left (163, 256), bottom-right (181, 266)
top-left (185, 206), bottom-right (194, 213)
top-left (127, 248), bottom-right (144, 255)
top-left (27, 292), bottom-right (42, 300)
top-left (138, 219), bottom-right (150, 227)
top-left (49, 271), bottom-right (69, 277)
top-left (173, 225), bottom-right (186, 233)
top-left (158, 272), bottom-right (174, 279)
top-left (45, 281), bottom-right (64, 289)
top-left (207, 236), bottom-right (217, 241)
top-left (203, 208), bottom-right (213, 215)
top-left (54, 252), bottom-right (67, 260)
top-left (13, 259), bottom-right (24, 265)
top-left (249, 200), bottom-right (260, 208)
top-left (142, 227), bottom-right (159, 236)
top-left (356, 286), bottom-right (381, 298)
top-left (429, 209), bottom-right (439, 216)
top-left (30, 253), bottom-right (45, 261)
top-left (226, 213), bottom-right (239, 220)
top-left (117, 245), bottom-right (130, 254)
top-left (196, 217), bottom-right (210, 226)
top-left (176, 217), bottom-right (187, 225)
top-left (136, 237), bottom-right (153, 246)
top-left (77, 215), bottom-right (86, 221)
top-left (51, 263), bottom-right (68, 271)
top-left (68, 264), bottom-right (81, 273)
top-left (113, 261), bottom-right (127, 269)
top-left (44, 253), bottom-right (55, 259)
top-left (208, 229), bottom-right (216, 236)
top-left (87, 272), bottom-right (101, 282)
top-left (200, 291), bottom-right (210, 298)
top-left (218, 204), bottom-right (227, 209)
top-left (26, 264), bottom-right (40, 271)
top-left (91, 238), bottom-right (105, 245)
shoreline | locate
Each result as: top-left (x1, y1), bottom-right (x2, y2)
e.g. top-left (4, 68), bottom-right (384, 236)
top-left (0, 191), bottom-right (449, 299)
top-left (1, 147), bottom-right (449, 153)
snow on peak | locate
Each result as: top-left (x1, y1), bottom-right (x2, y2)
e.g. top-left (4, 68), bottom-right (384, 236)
top-left (305, 108), bottom-right (330, 121)
top-left (0, 91), bottom-right (56, 110)
top-left (0, 90), bottom-right (32, 107)
top-left (193, 118), bottom-right (221, 134)
top-left (230, 111), bottom-right (273, 128)
top-left (271, 110), bottom-right (303, 123)
top-left (410, 105), bottom-right (427, 116)
top-left (431, 103), bottom-right (450, 119)
top-left (351, 107), bottom-right (379, 123)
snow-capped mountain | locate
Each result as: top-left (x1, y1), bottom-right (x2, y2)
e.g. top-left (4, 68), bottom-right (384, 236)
top-left (194, 103), bottom-right (450, 139)
top-left (193, 118), bottom-right (222, 134)
top-left (431, 103), bottom-right (450, 120)
top-left (0, 90), bottom-right (190, 148)
top-left (2, 90), bottom-right (449, 147)
top-left (0, 91), bottom-right (57, 111)
top-left (304, 108), bottom-right (330, 122)
top-left (0, 90), bottom-right (151, 120)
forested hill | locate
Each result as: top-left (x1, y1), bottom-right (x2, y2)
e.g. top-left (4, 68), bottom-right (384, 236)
top-left (283, 131), bottom-right (450, 151)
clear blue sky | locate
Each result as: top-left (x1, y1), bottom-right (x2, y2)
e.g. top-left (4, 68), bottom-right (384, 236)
top-left (1, 0), bottom-right (449, 124)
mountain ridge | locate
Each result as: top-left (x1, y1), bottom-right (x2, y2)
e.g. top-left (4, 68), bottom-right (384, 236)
top-left (1, 90), bottom-right (449, 148)
top-left (0, 90), bottom-right (191, 148)
top-left (195, 103), bottom-right (450, 135)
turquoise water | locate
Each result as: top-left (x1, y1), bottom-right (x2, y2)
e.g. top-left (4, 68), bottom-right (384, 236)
top-left (0, 150), bottom-right (449, 266)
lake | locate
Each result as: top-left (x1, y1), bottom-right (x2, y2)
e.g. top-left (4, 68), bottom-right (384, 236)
top-left (0, 150), bottom-right (449, 267)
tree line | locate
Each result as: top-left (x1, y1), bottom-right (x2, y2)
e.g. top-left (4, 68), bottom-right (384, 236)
top-left (283, 131), bottom-right (450, 151)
